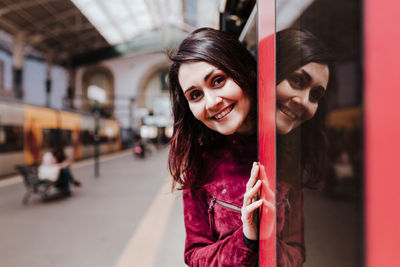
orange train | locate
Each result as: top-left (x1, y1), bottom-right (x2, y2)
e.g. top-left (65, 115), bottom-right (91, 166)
top-left (0, 101), bottom-right (121, 177)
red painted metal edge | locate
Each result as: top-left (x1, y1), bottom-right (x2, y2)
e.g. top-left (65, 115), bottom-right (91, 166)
top-left (258, 0), bottom-right (276, 266)
top-left (365, 0), bottom-right (400, 266)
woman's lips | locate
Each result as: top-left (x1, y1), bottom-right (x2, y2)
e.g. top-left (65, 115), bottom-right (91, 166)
top-left (278, 104), bottom-right (297, 120)
top-left (212, 104), bottom-right (235, 120)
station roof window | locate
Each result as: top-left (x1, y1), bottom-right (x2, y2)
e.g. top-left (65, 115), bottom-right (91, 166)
top-left (71, 0), bottom-right (189, 45)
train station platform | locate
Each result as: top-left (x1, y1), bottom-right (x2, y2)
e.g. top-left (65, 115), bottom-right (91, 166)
top-left (0, 148), bottom-right (186, 267)
top-left (0, 148), bottom-right (361, 267)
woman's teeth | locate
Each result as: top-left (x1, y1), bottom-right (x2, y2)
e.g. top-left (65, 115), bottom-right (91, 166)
top-left (214, 105), bottom-right (234, 120)
top-left (279, 105), bottom-right (296, 119)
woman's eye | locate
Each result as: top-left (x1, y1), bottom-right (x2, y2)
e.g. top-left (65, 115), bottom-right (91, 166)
top-left (309, 87), bottom-right (325, 103)
top-left (287, 74), bottom-right (305, 89)
top-left (189, 90), bottom-right (203, 101)
top-left (212, 75), bottom-right (226, 87)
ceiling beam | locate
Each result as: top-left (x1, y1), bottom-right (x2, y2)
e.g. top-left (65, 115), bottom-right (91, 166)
top-left (0, 17), bottom-right (19, 33)
top-left (34, 7), bottom-right (81, 27)
top-left (0, 0), bottom-right (57, 16)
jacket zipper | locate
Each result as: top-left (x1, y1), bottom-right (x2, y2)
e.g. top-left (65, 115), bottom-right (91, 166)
top-left (276, 197), bottom-right (291, 209)
top-left (209, 195), bottom-right (241, 212)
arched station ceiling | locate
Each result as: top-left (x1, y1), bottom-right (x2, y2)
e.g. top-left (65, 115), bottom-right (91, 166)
top-left (0, 0), bottom-right (255, 67)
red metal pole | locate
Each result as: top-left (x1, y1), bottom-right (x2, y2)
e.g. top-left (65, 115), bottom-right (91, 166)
top-left (258, 0), bottom-right (276, 266)
top-left (365, 0), bottom-right (400, 266)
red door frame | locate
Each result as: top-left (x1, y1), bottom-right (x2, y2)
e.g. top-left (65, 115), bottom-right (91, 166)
top-left (365, 0), bottom-right (400, 266)
top-left (258, 0), bottom-right (276, 266)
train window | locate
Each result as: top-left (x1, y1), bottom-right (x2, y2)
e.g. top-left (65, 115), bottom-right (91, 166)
top-left (61, 130), bottom-right (72, 146)
top-left (82, 130), bottom-right (94, 145)
top-left (42, 129), bottom-right (52, 149)
top-left (42, 129), bottom-right (72, 148)
top-left (0, 125), bottom-right (23, 153)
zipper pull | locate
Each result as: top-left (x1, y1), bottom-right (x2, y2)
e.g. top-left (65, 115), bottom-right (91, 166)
top-left (285, 198), bottom-right (291, 209)
top-left (208, 195), bottom-right (216, 235)
top-left (277, 197), bottom-right (291, 209)
top-left (208, 195), bottom-right (216, 211)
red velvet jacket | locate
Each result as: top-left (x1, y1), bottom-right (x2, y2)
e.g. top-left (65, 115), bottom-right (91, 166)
top-left (183, 135), bottom-right (305, 267)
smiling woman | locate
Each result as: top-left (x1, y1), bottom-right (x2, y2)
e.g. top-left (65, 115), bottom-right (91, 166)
top-left (168, 28), bottom-right (263, 266)
top-left (273, 29), bottom-right (334, 266)
top-left (276, 62), bottom-right (329, 134)
top-left (178, 61), bottom-right (251, 135)
top-left (276, 28), bottom-right (334, 184)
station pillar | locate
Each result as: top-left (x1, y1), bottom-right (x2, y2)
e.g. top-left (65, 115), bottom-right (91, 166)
top-left (12, 32), bottom-right (25, 100)
top-left (66, 66), bottom-right (76, 109)
top-left (45, 52), bottom-right (54, 107)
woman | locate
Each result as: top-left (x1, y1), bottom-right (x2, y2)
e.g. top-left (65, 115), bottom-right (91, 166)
top-left (272, 28), bottom-right (333, 266)
top-left (169, 27), bottom-right (262, 266)
top-left (169, 28), bottom-right (332, 266)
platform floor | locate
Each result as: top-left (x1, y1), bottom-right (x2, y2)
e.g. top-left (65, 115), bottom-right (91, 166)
top-left (0, 148), bottom-right (361, 267)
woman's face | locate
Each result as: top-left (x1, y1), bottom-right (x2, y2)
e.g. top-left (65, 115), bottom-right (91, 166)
top-left (276, 62), bottom-right (329, 135)
top-left (178, 61), bottom-right (251, 135)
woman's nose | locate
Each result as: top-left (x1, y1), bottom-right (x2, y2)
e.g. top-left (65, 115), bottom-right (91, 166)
top-left (291, 90), bottom-right (310, 111)
top-left (205, 92), bottom-right (222, 110)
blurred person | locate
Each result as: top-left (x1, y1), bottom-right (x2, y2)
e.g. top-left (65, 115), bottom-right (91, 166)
top-left (39, 145), bottom-right (81, 196)
top-left (25, 119), bottom-right (40, 163)
top-left (133, 133), bottom-right (145, 158)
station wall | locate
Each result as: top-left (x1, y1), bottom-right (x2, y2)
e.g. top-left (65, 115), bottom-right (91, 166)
top-left (0, 48), bottom-right (68, 110)
top-left (75, 51), bottom-right (170, 129)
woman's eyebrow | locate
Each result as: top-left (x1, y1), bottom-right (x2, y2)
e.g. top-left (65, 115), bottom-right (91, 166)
top-left (204, 69), bottom-right (216, 82)
top-left (184, 86), bottom-right (195, 94)
top-left (301, 69), bottom-right (312, 82)
top-left (301, 69), bottom-right (327, 91)
top-left (183, 69), bottom-right (216, 94)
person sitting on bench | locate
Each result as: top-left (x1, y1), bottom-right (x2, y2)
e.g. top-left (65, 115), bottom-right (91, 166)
top-left (39, 146), bottom-right (81, 196)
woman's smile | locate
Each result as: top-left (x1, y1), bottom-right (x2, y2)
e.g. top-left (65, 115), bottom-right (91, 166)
top-left (277, 103), bottom-right (300, 120)
top-left (210, 104), bottom-right (235, 120)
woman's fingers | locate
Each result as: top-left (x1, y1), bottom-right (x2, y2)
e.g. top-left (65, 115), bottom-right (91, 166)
top-left (242, 199), bottom-right (274, 217)
top-left (258, 164), bottom-right (275, 201)
top-left (243, 179), bottom-right (262, 206)
top-left (242, 162), bottom-right (277, 241)
top-left (242, 199), bottom-right (263, 215)
top-left (264, 183), bottom-right (275, 202)
top-left (246, 162), bottom-right (260, 191)
top-left (262, 199), bottom-right (275, 211)
top-left (242, 198), bottom-right (263, 240)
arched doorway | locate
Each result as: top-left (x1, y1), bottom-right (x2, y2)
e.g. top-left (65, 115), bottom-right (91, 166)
top-left (82, 66), bottom-right (115, 118)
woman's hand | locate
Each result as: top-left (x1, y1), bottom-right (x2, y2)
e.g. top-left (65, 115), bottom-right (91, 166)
top-left (241, 162), bottom-right (263, 240)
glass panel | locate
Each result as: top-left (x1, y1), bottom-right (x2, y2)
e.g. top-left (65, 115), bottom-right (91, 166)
top-left (0, 125), bottom-right (23, 153)
top-left (275, 0), bottom-right (363, 266)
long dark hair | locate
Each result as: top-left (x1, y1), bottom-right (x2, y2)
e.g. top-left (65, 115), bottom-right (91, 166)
top-left (52, 145), bottom-right (67, 163)
top-left (276, 28), bottom-right (334, 187)
top-left (168, 27), bottom-right (257, 190)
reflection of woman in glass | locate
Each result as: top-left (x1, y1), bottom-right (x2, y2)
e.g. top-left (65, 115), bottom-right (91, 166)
top-left (274, 28), bottom-right (333, 266)
top-left (168, 28), bottom-right (264, 266)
